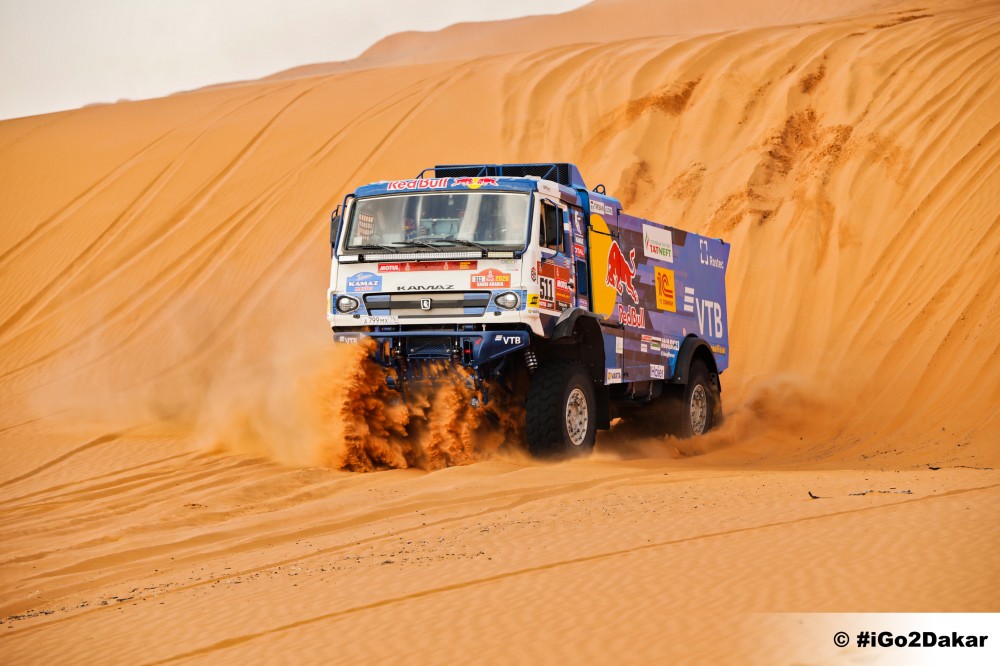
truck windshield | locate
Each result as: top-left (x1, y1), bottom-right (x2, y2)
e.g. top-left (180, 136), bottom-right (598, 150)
top-left (344, 192), bottom-right (530, 252)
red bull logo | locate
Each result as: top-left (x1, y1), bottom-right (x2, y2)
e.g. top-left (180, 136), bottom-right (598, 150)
top-left (453, 177), bottom-right (499, 189)
top-left (606, 240), bottom-right (640, 304)
top-left (387, 178), bottom-right (448, 191)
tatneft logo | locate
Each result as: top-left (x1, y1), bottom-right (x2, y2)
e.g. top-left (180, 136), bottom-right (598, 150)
top-left (643, 225), bottom-right (674, 262)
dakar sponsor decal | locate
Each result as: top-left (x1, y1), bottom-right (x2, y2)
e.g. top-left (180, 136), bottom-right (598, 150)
top-left (650, 339), bottom-right (661, 353)
top-left (590, 199), bottom-right (612, 215)
top-left (537, 180), bottom-right (560, 196)
top-left (527, 293), bottom-right (539, 308)
top-left (494, 333), bottom-right (523, 345)
top-left (574, 243), bottom-right (586, 259)
top-left (537, 261), bottom-right (571, 312)
top-left (572, 211), bottom-right (584, 236)
top-left (470, 268), bottom-right (511, 289)
top-left (345, 271), bottom-right (382, 293)
top-left (386, 178), bottom-right (449, 191)
top-left (699, 238), bottom-right (725, 269)
top-left (453, 176), bottom-right (499, 189)
top-left (711, 344), bottom-right (728, 355)
top-left (643, 224), bottom-right (674, 263)
top-left (615, 336), bottom-right (624, 354)
top-left (683, 286), bottom-right (724, 339)
top-left (654, 266), bottom-right (676, 312)
top-left (650, 364), bottom-right (665, 380)
top-left (616, 304), bottom-right (646, 328)
top-left (606, 240), bottom-right (639, 304)
top-left (379, 260), bottom-right (478, 272)
top-left (662, 337), bottom-right (680, 356)
top-left (606, 368), bottom-right (623, 385)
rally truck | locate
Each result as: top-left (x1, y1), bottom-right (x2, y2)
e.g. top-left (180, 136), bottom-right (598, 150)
top-left (327, 163), bottom-right (730, 457)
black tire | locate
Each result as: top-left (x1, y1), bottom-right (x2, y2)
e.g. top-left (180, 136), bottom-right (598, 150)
top-left (676, 359), bottom-right (721, 438)
top-left (524, 360), bottom-right (597, 458)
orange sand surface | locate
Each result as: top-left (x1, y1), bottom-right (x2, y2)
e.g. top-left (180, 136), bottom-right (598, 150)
top-left (1, 0), bottom-right (998, 663)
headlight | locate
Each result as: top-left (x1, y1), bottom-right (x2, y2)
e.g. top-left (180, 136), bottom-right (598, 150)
top-left (494, 291), bottom-right (519, 310)
top-left (335, 295), bottom-right (360, 313)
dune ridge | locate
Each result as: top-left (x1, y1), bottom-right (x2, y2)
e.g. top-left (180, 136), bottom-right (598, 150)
top-left (1, 0), bottom-right (998, 662)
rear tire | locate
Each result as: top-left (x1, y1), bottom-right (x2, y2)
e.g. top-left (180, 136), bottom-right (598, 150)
top-left (525, 360), bottom-right (597, 458)
top-left (676, 359), bottom-right (721, 438)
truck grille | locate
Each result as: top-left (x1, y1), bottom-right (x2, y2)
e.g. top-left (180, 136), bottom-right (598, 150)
top-left (406, 336), bottom-right (452, 357)
top-left (364, 291), bottom-right (491, 317)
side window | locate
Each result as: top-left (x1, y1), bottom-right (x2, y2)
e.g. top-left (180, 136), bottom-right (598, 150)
top-left (539, 200), bottom-right (560, 251)
top-left (575, 260), bottom-right (589, 296)
top-left (561, 209), bottom-right (572, 255)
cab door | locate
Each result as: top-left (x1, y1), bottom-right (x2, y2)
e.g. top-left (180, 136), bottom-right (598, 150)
top-left (536, 198), bottom-right (574, 316)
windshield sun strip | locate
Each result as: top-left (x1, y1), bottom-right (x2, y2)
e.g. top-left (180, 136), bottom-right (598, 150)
top-left (340, 190), bottom-right (531, 256)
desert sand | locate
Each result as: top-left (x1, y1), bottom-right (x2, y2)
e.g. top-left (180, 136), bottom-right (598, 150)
top-left (1, 0), bottom-right (998, 663)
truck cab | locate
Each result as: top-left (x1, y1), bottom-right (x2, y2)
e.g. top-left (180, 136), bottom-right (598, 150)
top-left (327, 163), bottom-right (730, 456)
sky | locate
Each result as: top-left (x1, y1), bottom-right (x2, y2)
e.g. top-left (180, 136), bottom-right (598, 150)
top-left (0, 0), bottom-right (590, 121)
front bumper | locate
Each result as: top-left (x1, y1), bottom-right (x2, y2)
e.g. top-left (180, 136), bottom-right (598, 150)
top-left (333, 328), bottom-right (529, 370)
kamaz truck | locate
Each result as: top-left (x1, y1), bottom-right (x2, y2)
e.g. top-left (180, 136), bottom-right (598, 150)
top-left (327, 163), bottom-right (730, 457)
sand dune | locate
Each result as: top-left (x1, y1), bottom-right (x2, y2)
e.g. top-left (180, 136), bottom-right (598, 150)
top-left (1, 0), bottom-right (998, 662)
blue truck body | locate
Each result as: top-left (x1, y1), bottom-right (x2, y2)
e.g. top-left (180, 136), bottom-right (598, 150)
top-left (327, 163), bottom-right (730, 452)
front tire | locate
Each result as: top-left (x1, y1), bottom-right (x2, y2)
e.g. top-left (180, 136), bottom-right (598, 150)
top-left (525, 360), bottom-right (597, 458)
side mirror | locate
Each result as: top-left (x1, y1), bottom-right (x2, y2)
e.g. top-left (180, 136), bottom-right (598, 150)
top-left (330, 206), bottom-right (341, 248)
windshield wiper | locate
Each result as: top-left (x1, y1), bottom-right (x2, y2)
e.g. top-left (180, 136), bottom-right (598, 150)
top-left (392, 240), bottom-right (447, 250)
top-left (353, 243), bottom-right (397, 252)
top-left (441, 238), bottom-right (490, 252)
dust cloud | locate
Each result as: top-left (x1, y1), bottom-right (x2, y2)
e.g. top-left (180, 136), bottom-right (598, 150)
top-left (197, 338), bottom-right (522, 472)
top-left (597, 374), bottom-right (843, 463)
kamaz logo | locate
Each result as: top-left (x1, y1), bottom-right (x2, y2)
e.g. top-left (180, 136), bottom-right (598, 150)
top-left (494, 334), bottom-right (521, 345)
top-left (397, 285), bottom-right (453, 291)
top-left (420, 298), bottom-right (432, 310)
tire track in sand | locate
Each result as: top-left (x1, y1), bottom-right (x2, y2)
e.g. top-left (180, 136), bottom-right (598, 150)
top-left (0, 433), bottom-right (122, 491)
top-left (145, 483), bottom-right (1000, 664)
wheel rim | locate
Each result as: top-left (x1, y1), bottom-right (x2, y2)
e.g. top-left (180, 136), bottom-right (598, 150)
top-left (565, 387), bottom-right (589, 447)
top-left (690, 384), bottom-right (708, 435)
